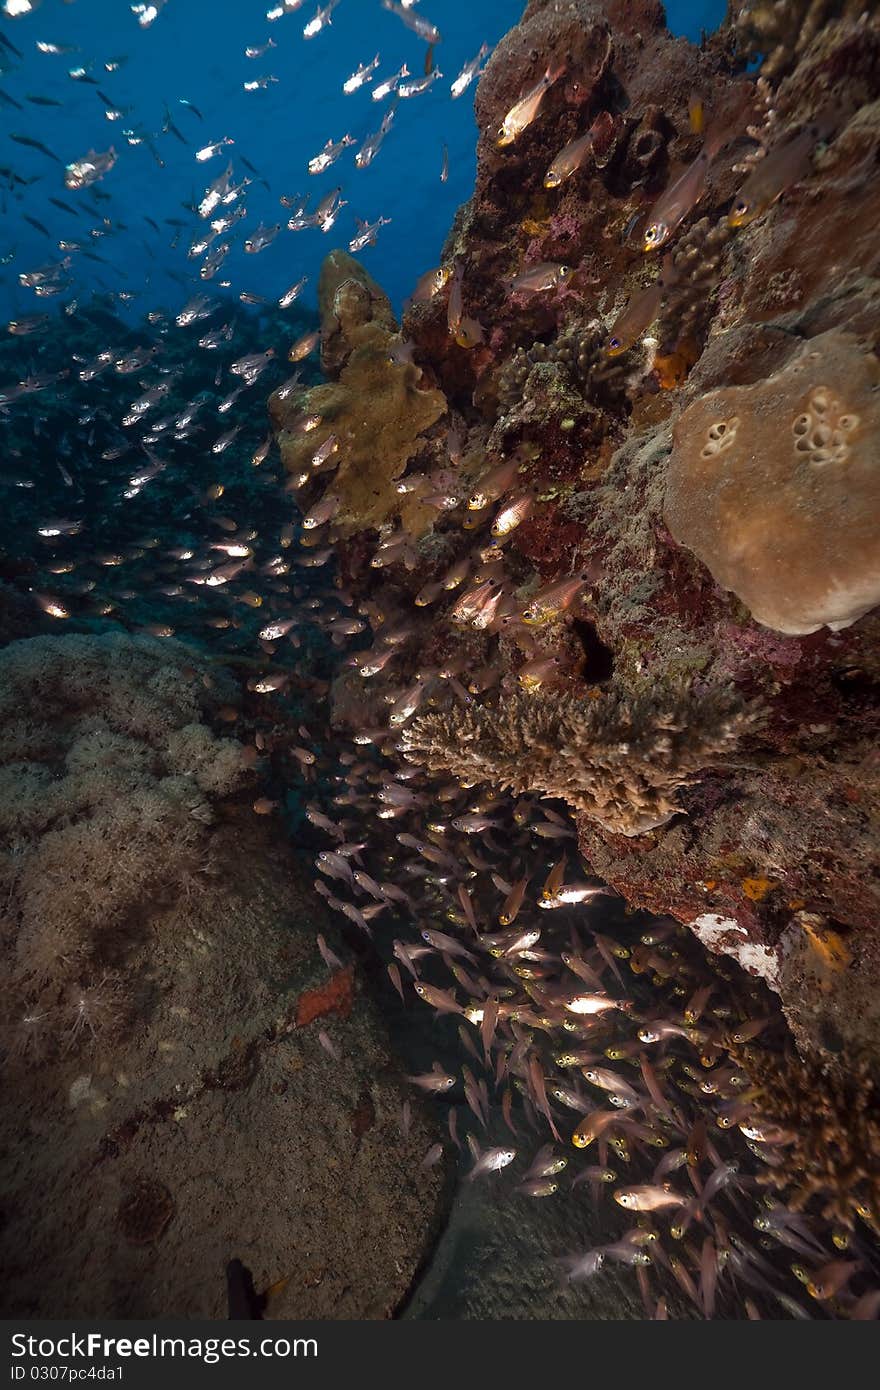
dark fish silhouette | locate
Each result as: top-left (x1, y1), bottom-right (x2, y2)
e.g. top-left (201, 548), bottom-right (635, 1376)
top-left (0, 31), bottom-right (23, 60)
top-left (10, 133), bottom-right (62, 163)
top-left (23, 214), bottom-right (51, 237)
top-left (226, 1259), bottom-right (265, 1319)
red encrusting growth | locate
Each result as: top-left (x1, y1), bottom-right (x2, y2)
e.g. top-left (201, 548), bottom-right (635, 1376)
top-left (295, 966), bottom-right (355, 1027)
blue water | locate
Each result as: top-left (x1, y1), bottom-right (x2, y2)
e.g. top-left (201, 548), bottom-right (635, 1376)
top-left (1, 0), bottom-right (726, 323)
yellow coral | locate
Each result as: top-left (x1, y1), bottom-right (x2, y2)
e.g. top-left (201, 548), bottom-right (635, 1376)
top-left (742, 876), bottom-right (778, 902)
top-left (800, 916), bottom-right (852, 972)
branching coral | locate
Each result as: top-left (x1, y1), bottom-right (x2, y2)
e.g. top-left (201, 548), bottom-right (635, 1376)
top-left (401, 683), bottom-right (759, 836)
top-left (0, 632), bottom-right (250, 1063)
top-left (730, 0), bottom-right (876, 79)
top-left (731, 1042), bottom-right (880, 1229)
top-left (664, 329), bottom-right (880, 634)
top-left (497, 320), bottom-right (606, 408)
top-left (657, 214), bottom-right (735, 351)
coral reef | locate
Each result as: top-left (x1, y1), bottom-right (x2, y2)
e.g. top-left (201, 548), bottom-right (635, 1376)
top-left (0, 631), bottom-right (446, 1317)
top-left (402, 684), bottom-right (759, 837)
top-left (664, 329), bottom-right (880, 634)
top-left (657, 214), bottom-right (734, 352)
top-left (396, 0), bottom-right (880, 1062)
top-left (0, 631), bottom-right (249, 1061)
top-left (729, 0), bottom-right (877, 78)
top-left (29, 0), bottom-right (880, 1322)
top-left (495, 319), bottom-right (613, 420)
top-left (259, 0), bottom-right (880, 1215)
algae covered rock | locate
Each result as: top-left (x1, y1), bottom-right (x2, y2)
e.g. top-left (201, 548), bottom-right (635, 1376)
top-left (1, 814), bottom-right (446, 1318)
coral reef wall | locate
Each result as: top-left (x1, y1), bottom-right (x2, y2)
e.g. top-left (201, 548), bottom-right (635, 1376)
top-left (270, 0), bottom-right (880, 1078)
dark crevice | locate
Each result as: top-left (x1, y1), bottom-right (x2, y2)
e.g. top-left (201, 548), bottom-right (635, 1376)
top-left (572, 617), bottom-right (615, 682)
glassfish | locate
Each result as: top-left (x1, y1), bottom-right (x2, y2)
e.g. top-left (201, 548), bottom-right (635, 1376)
top-left (343, 56), bottom-right (380, 94)
top-left (413, 981), bottom-right (465, 1015)
top-left (308, 133), bottom-right (355, 174)
top-left (355, 107), bottom-right (394, 168)
top-left (499, 875), bottom-right (529, 926)
top-left (381, 0), bottom-right (441, 44)
top-left (544, 128), bottom-right (594, 188)
top-left (614, 1184), bottom-right (687, 1212)
top-left (289, 329), bottom-right (320, 361)
top-left (405, 1068), bottom-right (456, 1093)
top-left (520, 575), bottom-right (585, 624)
top-left (571, 1108), bottom-right (619, 1148)
top-left (642, 126), bottom-right (727, 251)
top-left (303, 1), bottom-right (340, 40)
top-left (467, 1145), bottom-right (516, 1180)
top-left (398, 69), bottom-right (442, 99)
top-left (508, 261), bottom-right (574, 294)
top-left (372, 63), bottom-right (409, 102)
top-left (560, 1249), bottom-right (606, 1281)
top-left (451, 43), bottom-right (490, 100)
top-left (349, 215), bottom-right (391, 252)
top-left (497, 62), bottom-right (565, 147)
top-left (565, 993), bottom-right (619, 1016)
top-left (64, 146), bottom-right (117, 189)
top-left (279, 277), bottom-right (308, 308)
top-left (728, 115), bottom-right (834, 228)
top-left (445, 260), bottom-right (485, 347)
top-left (605, 253), bottom-right (676, 356)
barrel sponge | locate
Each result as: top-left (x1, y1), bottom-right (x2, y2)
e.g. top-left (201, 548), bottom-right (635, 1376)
top-left (663, 331), bottom-right (880, 636)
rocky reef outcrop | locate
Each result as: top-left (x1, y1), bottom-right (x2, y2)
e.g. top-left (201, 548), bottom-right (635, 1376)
top-left (270, 1), bottom-right (880, 1075)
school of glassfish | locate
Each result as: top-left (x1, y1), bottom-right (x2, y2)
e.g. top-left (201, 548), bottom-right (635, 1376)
top-left (0, 0), bottom-right (876, 1322)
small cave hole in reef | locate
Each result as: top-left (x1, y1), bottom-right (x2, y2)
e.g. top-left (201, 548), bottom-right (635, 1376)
top-left (572, 618), bottom-right (615, 682)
